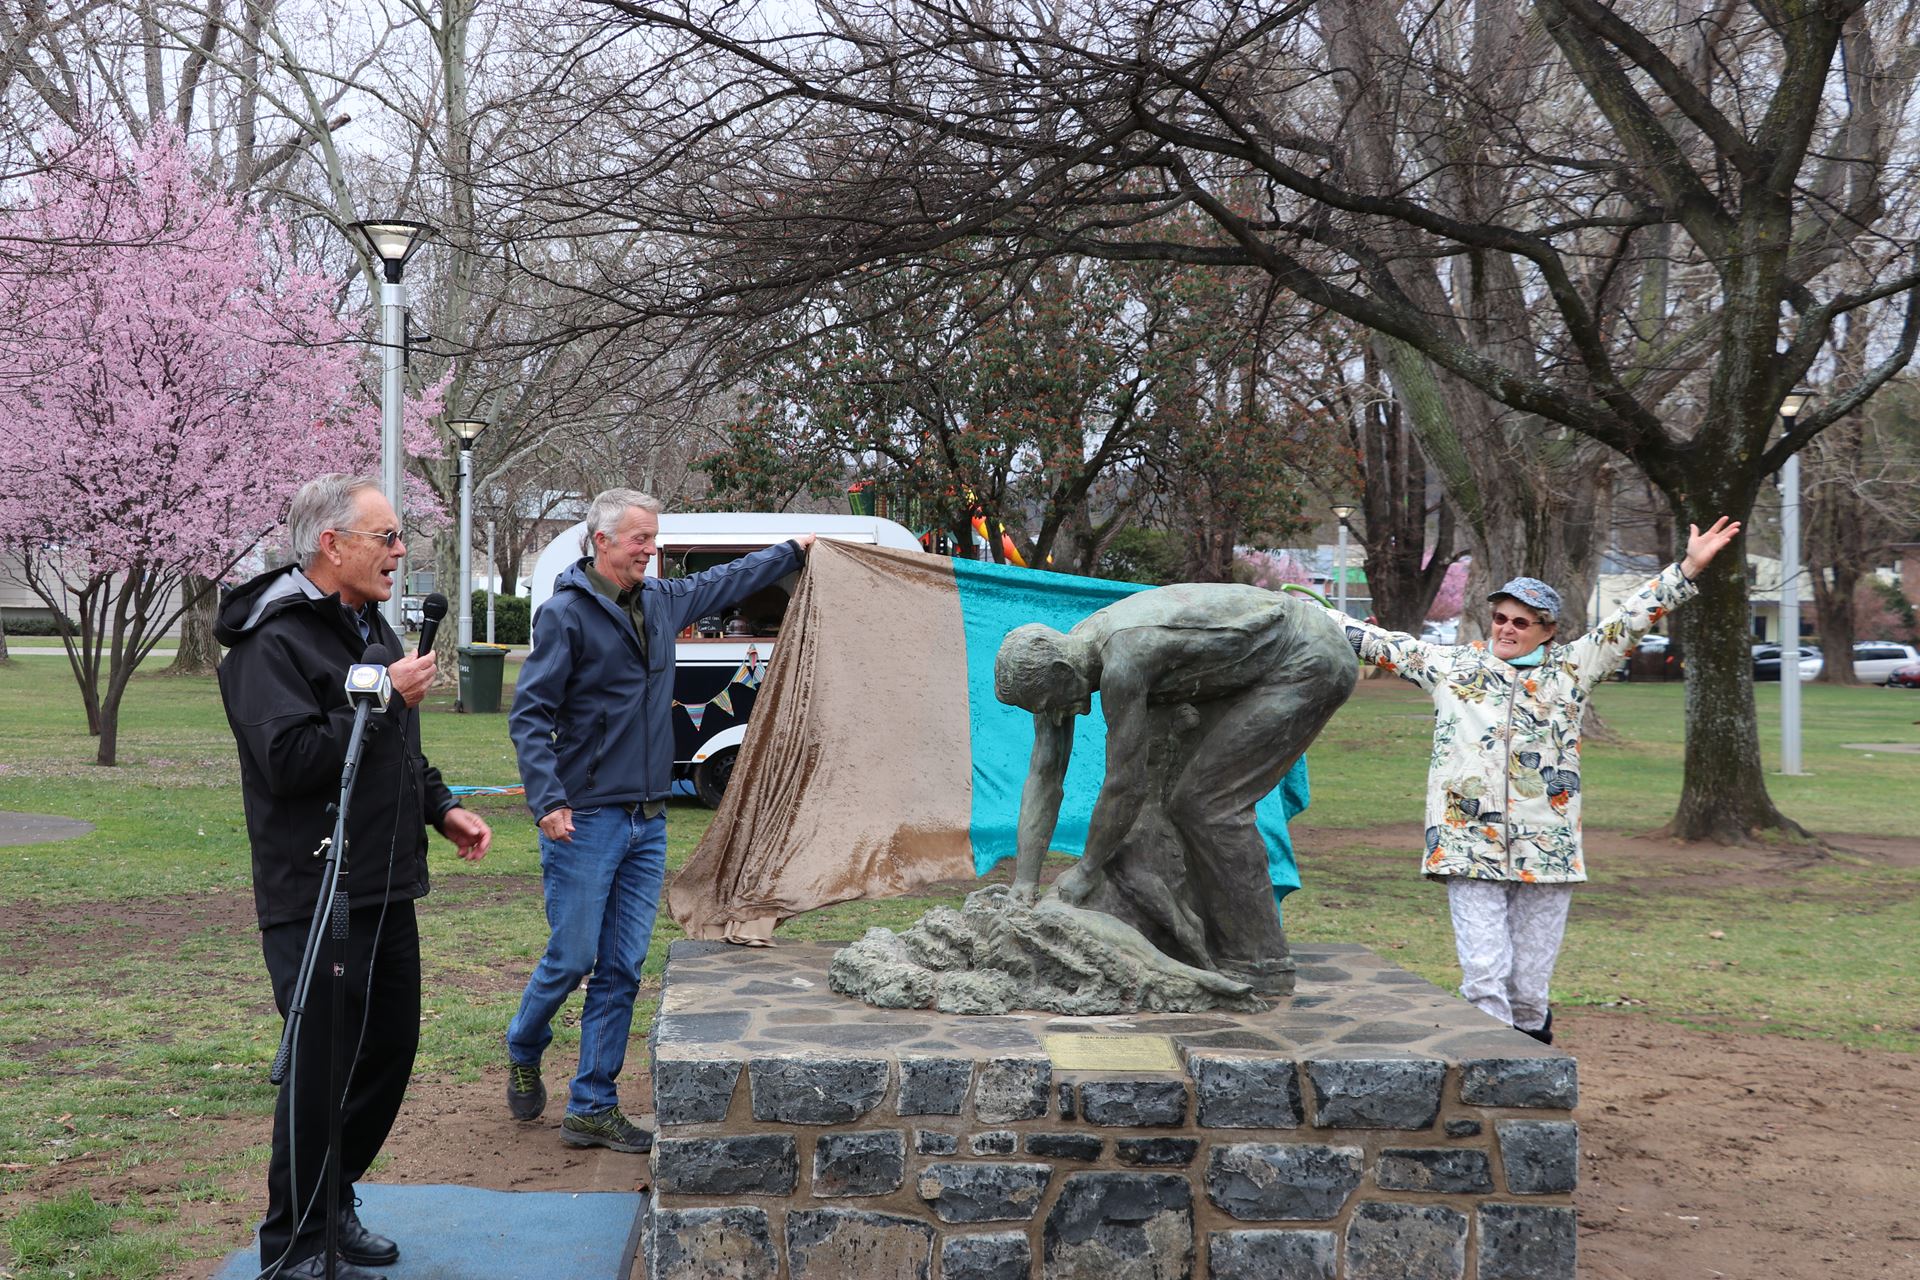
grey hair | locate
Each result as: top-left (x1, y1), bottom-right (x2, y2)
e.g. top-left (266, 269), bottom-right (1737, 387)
top-left (579, 488), bottom-right (663, 554)
top-left (288, 474), bottom-right (380, 568)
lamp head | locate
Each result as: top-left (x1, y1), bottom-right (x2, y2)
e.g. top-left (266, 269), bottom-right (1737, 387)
top-left (1779, 391), bottom-right (1812, 422)
top-left (349, 219), bottom-right (438, 283)
top-left (1331, 503), bottom-right (1355, 522)
top-left (446, 417), bottom-right (488, 449)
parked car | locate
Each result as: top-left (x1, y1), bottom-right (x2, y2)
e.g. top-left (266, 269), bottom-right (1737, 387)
top-left (1753, 644), bottom-right (1822, 682)
top-left (1889, 661), bottom-right (1920, 689)
top-left (1852, 642), bottom-right (1920, 685)
top-left (1617, 633), bottom-right (1681, 681)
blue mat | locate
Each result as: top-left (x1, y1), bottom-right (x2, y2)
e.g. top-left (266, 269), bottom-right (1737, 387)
top-left (213, 1183), bottom-right (645, 1280)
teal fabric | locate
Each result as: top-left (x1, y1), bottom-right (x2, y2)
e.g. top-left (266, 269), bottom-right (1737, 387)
top-left (952, 557), bottom-right (1311, 904)
top-left (1508, 646), bottom-right (1548, 668)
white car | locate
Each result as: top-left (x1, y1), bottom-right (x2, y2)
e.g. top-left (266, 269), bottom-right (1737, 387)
top-left (1853, 642), bottom-right (1920, 685)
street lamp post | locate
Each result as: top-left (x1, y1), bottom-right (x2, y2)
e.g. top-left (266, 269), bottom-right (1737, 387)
top-left (346, 219), bottom-right (437, 629)
top-left (1777, 392), bottom-right (1811, 776)
top-left (445, 419), bottom-right (488, 653)
top-left (1331, 503), bottom-right (1355, 618)
top-left (485, 519), bottom-right (496, 645)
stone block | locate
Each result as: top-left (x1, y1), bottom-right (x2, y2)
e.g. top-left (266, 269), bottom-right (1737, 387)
top-left (1079, 1079), bottom-right (1189, 1127)
top-left (1374, 1147), bottom-right (1495, 1194)
top-left (652, 1058), bottom-right (742, 1126)
top-left (1207, 1229), bottom-right (1337, 1280)
top-left (971, 1130), bottom-right (1018, 1155)
top-left (1444, 1119), bottom-right (1482, 1139)
top-left (1478, 1203), bottom-right (1577, 1280)
top-left (1115, 1137), bottom-right (1199, 1167)
top-left (1192, 1056), bottom-right (1303, 1128)
top-left (649, 1205), bottom-right (776, 1280)
top-left (1043, 1172), bottom-right (1193, 1279)
top-left (1025, 1133), bottom-right (1103, 1161)
top-left (917, 1130), bottom-right (958, 1156)
top-left (976, 1057), bottom-right (1051, 1123)
top-left (1460, 1056), bottom-right (1578, 1109)
top-left (899, 1057), bottom-right (972, 1116)
top-left (813, 1130), bottom-right (907, 1197)
top-left (1304, 1058), bottom-right (1445, 1129)
top-left (748, 1056), bottom-right (889, 1124)
top-left (1496, 1120), bottom-right (1579, 1194)
top-left (1058, 1081), bottom-right (1076, 1120)
top-left (1344, 1202), bottom-right (1467, 1280)
top-left (942, 1231), bottom-right (1032, 1280)
top-left (786, 1208), bottom-right (934, 1280)
top-left (1205, 1143), bottom-right (1364, 1221)
top-left (916, 1162), bottom-right (1052, 1223)
top-left (653, 1135), bottom-right (796, 1196)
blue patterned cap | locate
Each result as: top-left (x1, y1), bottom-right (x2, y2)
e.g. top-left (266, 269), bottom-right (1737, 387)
top-left (1488, 577), bottom-right (1562, 621)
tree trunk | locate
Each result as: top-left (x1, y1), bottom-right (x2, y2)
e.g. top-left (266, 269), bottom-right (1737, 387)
top-left (1811, 563), bottom-right (1859, 684)
top-left (1664, 485), bottom-right (1804, 842)
top-left (0, 610), bottom-right (9, 663)
top-left (166, 575), bottom-right (222, 674)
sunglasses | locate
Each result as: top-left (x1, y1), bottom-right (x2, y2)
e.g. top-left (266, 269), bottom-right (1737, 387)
top-left (337, 527), bottom-right (403, 548)
top-left (1490, 610), bottom-right (1539, 632)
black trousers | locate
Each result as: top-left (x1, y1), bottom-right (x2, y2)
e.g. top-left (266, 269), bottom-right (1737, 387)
top-left (259, 901), bottom-right (420, 1272)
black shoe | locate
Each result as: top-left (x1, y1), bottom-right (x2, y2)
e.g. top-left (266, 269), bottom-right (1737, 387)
top-left (507, 1059), bottom-right (547, 1121)
top-left (560, 1105), bottom-right (653, 1153)
top-left (1517, 1009), bottom-right (1554, 1045)
top-left (276, 1254), bottom-right (383, 1280)
top-left (336, 1202), bottom-right (400, 1267)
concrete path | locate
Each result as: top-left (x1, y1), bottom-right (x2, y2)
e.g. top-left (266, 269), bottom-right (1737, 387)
top-left (0, 811), bottom-right (94, 846)
top-left (212, 1183), bottom-right (645, 1280)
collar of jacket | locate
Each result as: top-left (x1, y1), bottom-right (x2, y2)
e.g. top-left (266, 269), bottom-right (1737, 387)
top-left (555, 559), bottom-right (646, 659)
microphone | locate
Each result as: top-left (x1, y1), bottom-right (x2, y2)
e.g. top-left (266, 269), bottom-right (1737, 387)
top-left (416, 593), bottom-right (449, 658)
top-left (345, 642), bottom-right (395, 706)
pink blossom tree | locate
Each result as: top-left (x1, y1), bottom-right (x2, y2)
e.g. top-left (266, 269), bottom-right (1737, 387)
top-left (1425, 559), bottom-right (1469, 623)
top-left (0, 128), bottom-right (445, 765)
top-left (1235, 549), bottom-right (1315, 593)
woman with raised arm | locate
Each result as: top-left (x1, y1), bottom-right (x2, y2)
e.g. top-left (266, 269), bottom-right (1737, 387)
top-left (1322, 519), bottom-right (1742, 1044)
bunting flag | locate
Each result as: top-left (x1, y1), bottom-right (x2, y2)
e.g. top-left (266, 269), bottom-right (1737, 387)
top-left (668, 540), bottom-right (1313, 945)
top-left (672, 645), bottom-right (765, 727)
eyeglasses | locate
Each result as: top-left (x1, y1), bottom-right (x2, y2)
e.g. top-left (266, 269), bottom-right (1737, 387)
top-left (1490, 610), bottom-right (1539, 632)
top-left (336, 528), bottom-right (403, 548)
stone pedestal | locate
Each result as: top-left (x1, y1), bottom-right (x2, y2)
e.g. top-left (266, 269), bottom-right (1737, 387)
top-left (646, 941), bottom-right (1577, 1280)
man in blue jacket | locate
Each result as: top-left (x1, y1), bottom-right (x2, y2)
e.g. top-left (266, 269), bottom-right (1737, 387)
top-left (505, 489), bottom-right (812, 1149)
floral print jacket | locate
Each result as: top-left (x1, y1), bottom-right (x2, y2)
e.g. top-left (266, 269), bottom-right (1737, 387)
top-left (1325, 563), bottom-right (1698, 884)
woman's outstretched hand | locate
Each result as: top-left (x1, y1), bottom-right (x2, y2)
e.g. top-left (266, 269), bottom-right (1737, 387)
top-left (1681, 517), bottom-right (1742, 579)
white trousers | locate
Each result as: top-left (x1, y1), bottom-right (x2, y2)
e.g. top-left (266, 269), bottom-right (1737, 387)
top-left (1446, 879), bottom-right (1575, 1031)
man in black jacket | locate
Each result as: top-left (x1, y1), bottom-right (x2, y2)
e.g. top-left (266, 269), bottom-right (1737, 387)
top-left (218, 474), bottom-right (491, 1280)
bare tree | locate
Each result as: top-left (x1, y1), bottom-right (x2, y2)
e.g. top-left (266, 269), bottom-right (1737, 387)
top-left (493, 0), bottom-right (1920, 841)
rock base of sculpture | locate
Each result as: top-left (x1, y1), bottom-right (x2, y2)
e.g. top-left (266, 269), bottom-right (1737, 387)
top-left (646, 940), bottom-right (1579, 1280)
top-left (829, 887), bottom-right (1272, 1016)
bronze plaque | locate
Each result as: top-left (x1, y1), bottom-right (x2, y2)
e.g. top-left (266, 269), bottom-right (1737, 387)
top-left (1043, 1033), bottom-right (1181, 1073)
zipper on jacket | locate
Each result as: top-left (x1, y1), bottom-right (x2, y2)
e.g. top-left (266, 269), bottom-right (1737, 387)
top-left (1500, 667), bottom-right (1520, 865)
top-left (584, 711), bottom-right (609, 789)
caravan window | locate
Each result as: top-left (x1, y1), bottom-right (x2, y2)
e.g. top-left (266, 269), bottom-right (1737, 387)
top-left (660, 545), bottom-right (796, 638)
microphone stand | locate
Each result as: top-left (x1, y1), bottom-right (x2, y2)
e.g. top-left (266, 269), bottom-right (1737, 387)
top-left (268, 676), bottom-right (384, 1280)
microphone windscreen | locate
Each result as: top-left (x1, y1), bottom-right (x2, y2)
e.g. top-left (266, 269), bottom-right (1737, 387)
top-left (362, 641), bottom-right (395, 666)
top-left (421, 593), bottom-right (449, 623)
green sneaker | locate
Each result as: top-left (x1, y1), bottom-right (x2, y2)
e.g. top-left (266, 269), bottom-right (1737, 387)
top-left (561, 1105), bottom-right (653, 1153)
top-left (507, 1061), bottom-right (546, 1121)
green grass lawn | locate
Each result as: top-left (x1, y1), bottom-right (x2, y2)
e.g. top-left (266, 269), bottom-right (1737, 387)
top-left (0, 659), bottom-right (1915, 1276)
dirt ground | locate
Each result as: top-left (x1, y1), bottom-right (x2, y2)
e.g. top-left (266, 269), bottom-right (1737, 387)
top-left (14, 827), bottom-right (1920, 1280)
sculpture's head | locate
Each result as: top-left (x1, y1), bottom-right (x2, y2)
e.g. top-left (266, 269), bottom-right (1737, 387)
top-left (995, 623), bottom-right (1093, 715)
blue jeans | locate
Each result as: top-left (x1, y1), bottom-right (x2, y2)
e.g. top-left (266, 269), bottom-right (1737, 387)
top-left (506, 804), bottom-right (667, 1115)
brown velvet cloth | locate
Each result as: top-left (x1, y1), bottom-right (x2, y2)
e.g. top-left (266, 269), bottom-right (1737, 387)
top-left (667, 540), bottom-right (976, 941)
